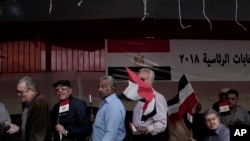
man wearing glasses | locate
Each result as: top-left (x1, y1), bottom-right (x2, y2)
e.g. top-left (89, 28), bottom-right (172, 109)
top-left (51, 80), bottom-right (92, 141)
top-left (131, 68), bottom-right (168, 141)
top-left (6, 76), bottom-right (51, 141)
top-left (221, 89), bottom-right (250, 127)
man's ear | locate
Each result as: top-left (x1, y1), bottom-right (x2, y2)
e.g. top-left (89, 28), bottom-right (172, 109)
top-left (29, 88), bottom-right (35, 96)
top-left (69, 88), bottom-right (73, 94)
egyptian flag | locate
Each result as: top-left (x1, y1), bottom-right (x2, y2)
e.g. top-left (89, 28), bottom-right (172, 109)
top-left (168, 74), bottom-right (198, 124)
top-left (219, 101), bottom-right (230, 116)
top-left (122, 67), bottom-right (156, 121)
top-left (59, 99), bottom-right (70, 117)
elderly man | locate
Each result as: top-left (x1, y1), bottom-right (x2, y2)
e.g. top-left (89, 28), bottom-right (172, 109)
top-left (131, 68), bottom-right (168, 141)
top-left (89, 76), bottom-right (126, 141)
top-left (6, 76), bottom-right (51, 141)
top-left (203, 108), bottom-right (230, 141)
top-left (51, 80), bottom-right (92, 141)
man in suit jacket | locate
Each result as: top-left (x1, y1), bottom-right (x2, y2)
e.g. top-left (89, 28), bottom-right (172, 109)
top-left (6, 76), bottom-right (51, 141)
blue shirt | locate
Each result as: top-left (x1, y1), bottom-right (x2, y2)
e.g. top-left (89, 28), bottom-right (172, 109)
top-left (90, 94), bottom-right (126, 141)
top-left (204, 123), bottom-right (230, 141)
top-left (221, 106), bottom-right (250, 127)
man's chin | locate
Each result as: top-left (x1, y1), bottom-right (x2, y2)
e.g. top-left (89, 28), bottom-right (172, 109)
top-left (210, 127), bottom-right (217, 130)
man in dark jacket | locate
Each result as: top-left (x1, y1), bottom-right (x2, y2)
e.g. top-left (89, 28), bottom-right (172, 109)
top-left (6, 76), bottom-right (51, 141)
top-left (51, 80), bottom-right (92, 141)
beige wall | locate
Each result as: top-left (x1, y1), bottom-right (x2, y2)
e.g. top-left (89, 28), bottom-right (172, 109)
top-left (1, 72), bottom-right (250, 114)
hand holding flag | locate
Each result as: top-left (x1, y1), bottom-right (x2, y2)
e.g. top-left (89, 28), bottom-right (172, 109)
top-left (219, 101), bottom-right (230, 116)
top-left (59, 99), bottom-right (70, 117)
top-left (88, 89), bottom-right (95, 122)
top-left (88, 90), bottom-right (93, 115)
top-left (58, 99), bottom-right (70, 141)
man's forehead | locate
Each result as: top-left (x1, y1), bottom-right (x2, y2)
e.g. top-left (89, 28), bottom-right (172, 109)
top-left (17, 81), bottom-right (26, 87)
top-left (227, 93), bottom-right (237, 97)
top-left (56, 84), bottom-right (67, 87)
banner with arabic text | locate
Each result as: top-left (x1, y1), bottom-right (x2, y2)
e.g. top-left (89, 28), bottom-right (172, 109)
top-left (106, 39), bottom-right (250, 81)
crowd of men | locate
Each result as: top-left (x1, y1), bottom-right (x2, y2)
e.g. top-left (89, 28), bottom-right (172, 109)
top-left (0, 68), bottom-right (250, 141)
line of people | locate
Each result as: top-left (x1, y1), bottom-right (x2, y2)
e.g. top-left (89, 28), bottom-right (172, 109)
top-left (0, 68), bottom-right (250, 141)
top-left (0, 68), bottom-right (168, 141)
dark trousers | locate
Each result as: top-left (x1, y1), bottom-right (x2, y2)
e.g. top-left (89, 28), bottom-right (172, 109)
top-left (130, 132), bottom-right (167, 141)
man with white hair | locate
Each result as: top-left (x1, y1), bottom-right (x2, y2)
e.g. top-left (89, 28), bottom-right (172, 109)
top-left (131, 68), bottom-right (168, 141)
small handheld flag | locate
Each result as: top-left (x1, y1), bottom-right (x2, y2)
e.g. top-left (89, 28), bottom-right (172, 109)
top-left (58, 99), bottom-right (70, 141)
top-left (88, 89), bottom-right (94, 116)
top-left (219, 101), bottom-right (230, 116)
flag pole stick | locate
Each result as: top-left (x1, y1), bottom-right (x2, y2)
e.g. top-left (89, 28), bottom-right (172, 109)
top-left (57, 115), bottom-right (62, 141)
top-left (89, 90), bottom-right (93, 116)
top-left (90, 102), bottom-right (93, 115)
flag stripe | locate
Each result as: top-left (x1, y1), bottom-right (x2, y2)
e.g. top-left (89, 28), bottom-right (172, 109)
top-left (107, 39), bottom-right (170, 53)
top-left (167, 94), bottom-right (179, 107)
top-left (179, 83), bottom-right (194, 102)
top-left (141, 98), bottom-right (157, 121)
top-left (167, 103), bottom-right (179, 115)
top-left (59, 104), bottom-right (69, 113)
top-left (142, 97), bottom-right (156, 115)
top-left (60, 99), bottom-right (69, 106)
top-left (123, 81), bottom-right (143, 100)
top-left (178, 74), bottom-right (189, 91)
top-left (178, 93), bottom-right (197, 118)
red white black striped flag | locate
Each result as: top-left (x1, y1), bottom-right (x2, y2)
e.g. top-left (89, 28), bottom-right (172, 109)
top-left (167, 74), bottom-right (198, 124)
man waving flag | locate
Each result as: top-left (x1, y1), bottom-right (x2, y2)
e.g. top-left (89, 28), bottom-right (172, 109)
top-left (122, 67), bottom-right (156, 120)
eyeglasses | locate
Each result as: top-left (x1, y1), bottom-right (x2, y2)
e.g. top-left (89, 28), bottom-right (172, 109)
top-left (17, 88), bottom-right (30, 95)
top-left (140, 78), bottom-right (150, 81)
top-left (55, 86), bottom-right (68, 91)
